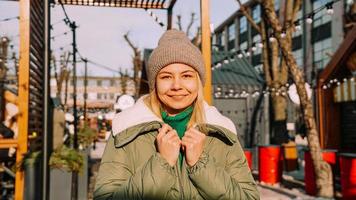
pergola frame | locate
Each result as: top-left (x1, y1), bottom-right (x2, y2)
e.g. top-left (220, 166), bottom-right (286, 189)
top-left (10, 0), bottom-right (211, 199)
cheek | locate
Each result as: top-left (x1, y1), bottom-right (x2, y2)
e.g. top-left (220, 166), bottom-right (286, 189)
top-left (183, 80), bottom-right (199, 94)
top-left (156, 80), bottom-right (170, 94)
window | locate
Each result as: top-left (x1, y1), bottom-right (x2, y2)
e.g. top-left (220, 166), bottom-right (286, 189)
top-left (110, 80), bottom-right (115, 86)
top-left (252, 5), bottom-right (261, 23)
top-left (97, 93), bottom-right (102, 100)
top-left (313, 38), bottom-right (332, 69)
top-left (110, 93), bottom-right (115, 100)
top-left (313, 0), bottom-right (332, 27)
top-left (88, 80), bottom-right (96, 86)
top-left (293, 49), bottom-right (303, 68)
top-left (274, 0), bottom-right (280, 11)
top-left (253, 35), bottom-right (262, 54)
top-left (76, 79), bottom-right (83, 87)
top-left (97, 80), bottom-right (102, 86)
top-left (102, 80), bottom-right (110, 87)
top-left (228, 23), bottom-right (236, 50)
top-left (239, 41), bottom-right (248, 51)
top-left (216, 32), bottom-right (223, 47)
top-left (239, 16), bottom-right (247, 33)
top-left (312, 22), bottom-right (331, 43)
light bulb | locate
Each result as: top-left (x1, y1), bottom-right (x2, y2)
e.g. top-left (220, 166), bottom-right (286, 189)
top-left (326, 8), bottom-right (334, 15)
top-left (306, 16), bottom-right (313, 24)
top-left (238, 53), bottom-right (243, 58)
top-left (269, 36), bottom-right (276, 42)
top-left (257, 42), bottom-right (264, 48)
top-left (280, 32), bottom-right (286, 38)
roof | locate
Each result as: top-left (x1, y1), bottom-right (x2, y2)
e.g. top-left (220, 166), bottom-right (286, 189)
top-left (55, 0), bottom-right (177, 9)
top-left (318, 25), bottom-right (356, 87)
top-left (212, 50), bottom-right (264, 87)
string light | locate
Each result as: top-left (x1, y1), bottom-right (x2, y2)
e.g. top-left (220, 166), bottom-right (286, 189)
top-left (326, 2), bottom-right (334, 15)
top-left (280, 31), bottom-right (286, 38)
top-left (0, 16), bottom-right (19, 23)
top-left (306, 13), bottom-right (314, 24)
top-left (211, 0), bottom-right (342, 60)
top-left (294, 21), bottom-right (301, 31)
top-left (269, 35), bottom-right (276, 42)
top-left (144, 9), bottom-right (165, 28)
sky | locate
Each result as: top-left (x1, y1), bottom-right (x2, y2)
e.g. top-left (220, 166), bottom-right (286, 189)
top-left (0, 0), bottom-right (239, 77)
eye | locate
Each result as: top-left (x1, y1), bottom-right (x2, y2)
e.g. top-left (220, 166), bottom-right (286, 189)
top-left (182, 73), bottom-right (194, 78)
top-left (159, 75), bottom-right (171, 79)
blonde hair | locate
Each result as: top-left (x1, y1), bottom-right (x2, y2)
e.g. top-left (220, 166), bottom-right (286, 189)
top-left (144, 75), bottom-right (206, 129)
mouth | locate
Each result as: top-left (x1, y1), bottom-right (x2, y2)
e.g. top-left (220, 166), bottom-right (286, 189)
top-left (167, 94), bottom-right (188, 100)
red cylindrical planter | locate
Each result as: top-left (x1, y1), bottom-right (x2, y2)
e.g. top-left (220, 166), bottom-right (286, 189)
top-left (258, 145), bottom-right (282, 184)
top-left (304, 149), bottom-right (337, 195)
top-left (339, 153), bottom-right (356, 200)
top-left (244, 149), bottom-right (253, 170)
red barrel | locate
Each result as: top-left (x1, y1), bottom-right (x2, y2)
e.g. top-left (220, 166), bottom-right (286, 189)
top-left (244, 149), bottom-right (253, 170)
top-left (258, 145), bottom-right (283, 184)
top-left (304, 149), bottom-right (337, 195)
top-left (339, 153), bottom-right (356, 200)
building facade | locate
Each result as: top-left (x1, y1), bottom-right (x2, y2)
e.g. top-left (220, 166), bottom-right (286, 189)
top-left (213, 0), bottom-right (347, 85)
top-left (50, 76), bottom-right (135, 111)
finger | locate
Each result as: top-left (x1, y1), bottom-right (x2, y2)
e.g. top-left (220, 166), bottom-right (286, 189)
top-left (181, 140), bottom-right (194, 149)
top-left (188, 127), bottom-right (205, 136)
top-left (181, 137), bottom-right (196, 148)
top-left (157, 124), bottom-right (172, 139)
top-left (162, 130), bottom-right (179, 141)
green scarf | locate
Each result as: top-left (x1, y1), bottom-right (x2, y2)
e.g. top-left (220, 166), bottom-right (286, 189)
top-left (161, 106), bottom-right (193, 167)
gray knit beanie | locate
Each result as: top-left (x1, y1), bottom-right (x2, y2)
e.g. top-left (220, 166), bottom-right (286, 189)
top-left (147, 29), bottom-right (205, 91)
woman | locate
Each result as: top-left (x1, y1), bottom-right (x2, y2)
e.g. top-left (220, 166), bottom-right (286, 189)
top-left (94, 29), bottom-right (259, 200)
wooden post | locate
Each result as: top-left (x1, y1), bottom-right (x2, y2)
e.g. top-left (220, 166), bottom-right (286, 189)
top-left (200, 0), bottom-right (212, 104)
top-left (16, 0), bottom-right (30, 199)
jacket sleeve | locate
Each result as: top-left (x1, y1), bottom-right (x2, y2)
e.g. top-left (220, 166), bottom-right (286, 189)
top-left (187, 141), bottom-right (260, 200)
top-left (94, 135), bottom-right (177, 200)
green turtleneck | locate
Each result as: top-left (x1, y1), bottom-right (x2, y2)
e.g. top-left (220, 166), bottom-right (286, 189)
top-left (161, 106), bottom-right (193, 167)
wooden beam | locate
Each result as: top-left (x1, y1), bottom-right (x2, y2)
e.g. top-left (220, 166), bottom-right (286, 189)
top-left (0, 139), bottom-right (18, 149)
top-left (316, 88), bottom-right (325, 148)
top-left (200, 0), bottom-right (212, 104)
top-left (16, 0), bottom-right (30, 199)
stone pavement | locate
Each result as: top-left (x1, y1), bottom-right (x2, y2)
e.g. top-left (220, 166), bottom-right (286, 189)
top-left (258, 184), bottom-right (314, 200)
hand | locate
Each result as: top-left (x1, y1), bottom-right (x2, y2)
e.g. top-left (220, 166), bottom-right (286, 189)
top-left (181, 127), bottom-right (206, 167)
top-left (156, 124), bottom-right (181, 166)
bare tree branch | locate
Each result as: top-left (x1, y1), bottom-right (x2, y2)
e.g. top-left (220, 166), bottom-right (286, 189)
top-left (236, 0), bottom-right (261, 34)
top-left (186, 13), bottom-right (196, 37)
top-left (176, 15), bottom-right (183, 31)
top-left (124, 32), bottom-right (139, 55)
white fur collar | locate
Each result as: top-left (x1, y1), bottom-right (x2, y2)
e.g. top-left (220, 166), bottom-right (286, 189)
top-left (112, 95), bottom-right (237, 136)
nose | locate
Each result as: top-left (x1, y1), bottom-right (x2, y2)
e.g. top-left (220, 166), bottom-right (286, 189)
top-left (171, 77), bottom-right (182, 90)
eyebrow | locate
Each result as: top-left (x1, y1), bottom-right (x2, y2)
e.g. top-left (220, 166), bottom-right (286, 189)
top-left (158, 70), bottom-right (195, 74)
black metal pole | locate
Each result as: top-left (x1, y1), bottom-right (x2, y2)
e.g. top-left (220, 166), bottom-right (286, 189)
top-left (42, 1), bottom-right (51, 199)
top-left (83, 58), bottom-right (88, 122)
top-left (70, 21), bottom-right (78, 200)
top-left (0, 37), bottom-right (9, 122)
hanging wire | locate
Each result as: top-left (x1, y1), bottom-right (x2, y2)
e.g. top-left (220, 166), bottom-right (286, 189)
top-left (0, 16), bottom-right (19, 23)
top-left (143, 8), bottom-right (165, 28)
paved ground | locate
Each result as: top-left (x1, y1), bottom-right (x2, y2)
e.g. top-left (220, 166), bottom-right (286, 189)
top-left (258, 184), bottom-right (314, 200)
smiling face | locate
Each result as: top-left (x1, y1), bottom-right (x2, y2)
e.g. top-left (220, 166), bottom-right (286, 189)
top-left (156, 63), bottom-right (199, 116)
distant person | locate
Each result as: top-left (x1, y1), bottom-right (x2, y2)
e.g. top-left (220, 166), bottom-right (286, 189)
top-left (94, 29), bottom-right (259, 200)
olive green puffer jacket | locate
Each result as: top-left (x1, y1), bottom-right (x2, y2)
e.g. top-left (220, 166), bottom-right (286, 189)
top-left (94, 96), bottom-right (259, 200)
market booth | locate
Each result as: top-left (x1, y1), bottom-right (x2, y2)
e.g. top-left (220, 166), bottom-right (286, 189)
top-left (317, 26), bottom-right (356, 199)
